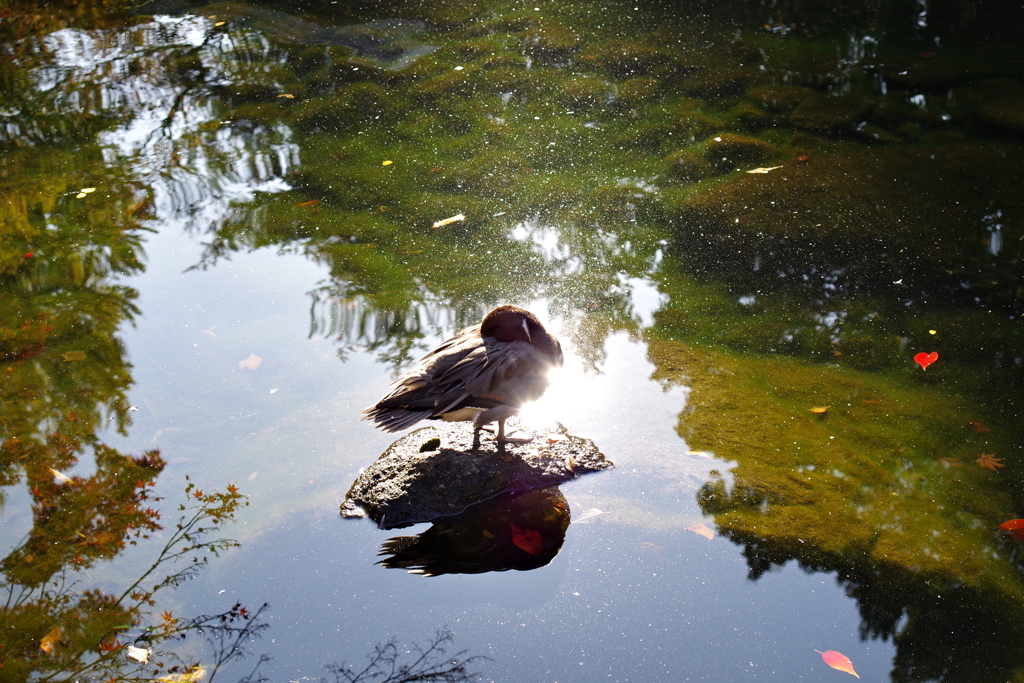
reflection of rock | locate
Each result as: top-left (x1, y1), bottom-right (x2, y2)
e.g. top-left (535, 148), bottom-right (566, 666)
top-left (378, 486), bottom-right (569, 575)
top-left (342, 422), bottom-right (612, 528)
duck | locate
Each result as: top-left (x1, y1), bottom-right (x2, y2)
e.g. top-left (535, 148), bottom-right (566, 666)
top-left (360, 305), bottom-right (563, 443)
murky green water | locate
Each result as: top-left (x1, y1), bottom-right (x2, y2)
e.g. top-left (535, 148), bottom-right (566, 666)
top-left (2, 0), bottom-right (1023, 681)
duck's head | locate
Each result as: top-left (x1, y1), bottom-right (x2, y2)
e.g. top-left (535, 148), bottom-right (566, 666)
top-left (481, 305), bottom-right (563, 365)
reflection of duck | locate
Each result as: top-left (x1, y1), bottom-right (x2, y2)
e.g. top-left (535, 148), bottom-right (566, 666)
top-left (378, 487), bottom-right (570, 575)
top-left (361, 305), bottom-right (563, 443)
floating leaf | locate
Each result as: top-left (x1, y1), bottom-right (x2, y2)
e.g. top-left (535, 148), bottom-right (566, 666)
top-left (914, 351), bottom-right (938, 369)
top-left (687, 523), bottom-right (714, 541)
top-left (687, 450), bottom-right (714, 458)
top-left (431, 213), bottom-right (466, 229)
top-left (509, 523), bottom-right (542, 555)
top-left (24, 251), bottom-right (33, 258)
top-left (817, 650), bottom-right (859, 678)
top-left (382, 160), bottom-right (393, 166)
top-left (745, 165), bottom-right (783, 174)
top-left (157, 665), bottom-right (206, 682)
top-left (999, 519), bottom-right (1024, 541)
top-left (61, 350), bottom-right (87, 362)
top-left (239, 353), bottom-right (262, 370)
top-left (126, 644), bottom-right (150, 663)
top-left (574, 508), bottom-right (604, 523)
top-left (39, 625), bottom-right (63, 654)
top-left (76, 192), bottom-right (87, 198)
top-left (277, 93), bottom-right (294, 99)
top-left (294, 199), bottom-right (321, 208)
top-left (965, 420), bottom-right (992, 432)
top-left (50, 468), bottom-right (72, 485)
top-left (797, 154), bottom-right (810, 162)
top-left (81, 187), bottom-right (96, 193)
top-left (808, 406), bottom-right (829, 414)
top-left (976, 453), bottom-right (1004, 471)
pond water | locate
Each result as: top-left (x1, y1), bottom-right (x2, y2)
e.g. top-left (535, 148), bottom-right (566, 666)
top-left (2, 0), bottom-right (1023, 681)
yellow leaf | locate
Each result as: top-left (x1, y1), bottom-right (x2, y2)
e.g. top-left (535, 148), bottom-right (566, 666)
top-left (277, 93), bottom-right (294, 99)
top-left (431, 213), bottom-right (466, 229)
top-left (80, 187), bottom-right (96, 193)
top-left (40, 625), bottom-right (63, 654)
top-left (808, 406), bottom-right (829, 414)
top-left (158, 666), bottom-right (207, 682)
top-left (50, 468), bottom-right (72, 485)
top-left (382, 160), bottom-right (393, 166)
top-left (745, 166), bottom-right (783, 174)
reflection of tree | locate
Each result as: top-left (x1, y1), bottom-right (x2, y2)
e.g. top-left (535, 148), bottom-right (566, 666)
top-left (324, 628), bottom-right (486, 683)
top-left (652, 337), bottom-right (1024, 683)
top-left (0, 481), bottom-right (259, 682)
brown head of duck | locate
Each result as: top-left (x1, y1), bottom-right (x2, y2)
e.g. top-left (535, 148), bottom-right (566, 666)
top-left (360, 305), bottom-right (563, 444)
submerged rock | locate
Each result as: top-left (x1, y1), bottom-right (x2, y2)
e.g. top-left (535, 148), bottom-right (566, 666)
top-left (342, 422), bottom-right (612, 528)
top-left (790, 93), bottom-right (873, 131)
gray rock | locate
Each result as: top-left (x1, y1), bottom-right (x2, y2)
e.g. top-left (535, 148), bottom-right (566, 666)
top-left (342, 421), bottom-right (613, 528)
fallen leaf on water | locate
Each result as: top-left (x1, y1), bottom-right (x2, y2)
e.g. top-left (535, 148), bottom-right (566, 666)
top-left (24, 251), bottom-right (33, 258)
top-left (239, 353), bottom-right (262, 370)
top-left (40, 625), bottom-right (63, 654)
top-left (816, 649), bottom-right (859, 678)
top-left (277, 93), bottom-right (294, 99)
top-left (382, 160), bottom-right (393, 166)
top-left (808, 406), bottom-right (829, 414)
top-left (61, 351), bottom-right (87, 362)
top-left (509, 523), bottom-right (542, 555)
top-left (999, 519), bottom-right (1024, 541)
top-left (914, 351), bottom-right (938, 369)
top-left (50, 468), bottom-right (72, 485)
top-left (247, 471), bottom-right (258, 480)
top-left (574, 508), bottom-right (604, 523)
top-left (432, 213), bottom-right (466, 229)
top-left (687, 523), bottom-right (714, 541)
top-left (126, 644), bottom-right (150, 663)
top-left (294, 199), bottom-right (320, 208)
top-left (965, 420), bottom-right (992, 432)
top-left (797, 154), bottom-right (810, 162)
top-left (745, 166), bottom-right (783, 174)
top-left (687, 450), bottom-right (714, 458)
top-left (976, 453), bottom-right (1004, 471)
top-left (157, 665), bottom-right (206, 683)
top-left (81, 187), bottom-right (96, 193)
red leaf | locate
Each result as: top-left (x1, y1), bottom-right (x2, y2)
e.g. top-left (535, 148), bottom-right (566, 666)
top-left (509, 523), bottom-right (542, 555)
top-left (817, 650), bottom-right (860, 678)
top-left (1000, 519), bottom-right (1024, 541)
top-left (914, 351), bottom-right (938, 369)
top-left (24, 252), bottom-right (33, 258)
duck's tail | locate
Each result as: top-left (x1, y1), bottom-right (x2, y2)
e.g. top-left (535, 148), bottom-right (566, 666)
top-left (360, 405), bottom-right (433, 433)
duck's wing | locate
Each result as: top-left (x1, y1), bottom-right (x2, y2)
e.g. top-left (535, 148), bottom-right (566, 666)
top-left (360, 327), bottom-right (486, 431)
top-left (431, 338), bottom-right (559, 414)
